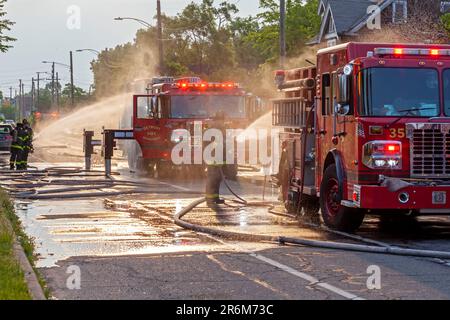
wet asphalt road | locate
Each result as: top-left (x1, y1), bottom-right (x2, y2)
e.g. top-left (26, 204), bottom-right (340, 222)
top-left (3, 156), bottom-right (450, 300)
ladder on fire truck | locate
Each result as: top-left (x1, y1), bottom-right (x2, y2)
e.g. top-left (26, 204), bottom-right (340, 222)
top-left (272, 67), bottom-right (318, 206)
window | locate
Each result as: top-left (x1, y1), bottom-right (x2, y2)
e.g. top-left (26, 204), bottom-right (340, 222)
top-left (321, 73), bottom-right (331, 116)
top-left (392, 0), bottom-right (408, 23)
top-left (360, 68), bottom-right (440, 117)
top-left (0, 125), bottom-right (11, 134)
top-left (170, 95), bottom-right (246, 119)
top-left (328, 16), bottom-right (335, 33)
top-left (136, 96), bottom-right (157, 119)
top-left (443, 69), bottom-right (450, 116)
top-left (441, 1), bottom-right (450, 13)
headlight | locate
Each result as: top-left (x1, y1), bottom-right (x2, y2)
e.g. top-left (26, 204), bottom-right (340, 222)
top-left (362, 141), bottom-right (402, 169)
top-left (171, 129), bottom-right (189, 143)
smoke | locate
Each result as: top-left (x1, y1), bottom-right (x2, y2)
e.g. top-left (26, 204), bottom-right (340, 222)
top-left (93, 45), bottom-right (159, 98)
top-left (236, 44), bottom-right (324, 100)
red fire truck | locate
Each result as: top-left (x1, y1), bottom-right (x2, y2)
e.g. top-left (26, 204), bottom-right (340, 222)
top-left (125, 76), bottom-right (265, 178)
top-left (274, 42), bottom-right (450, 231)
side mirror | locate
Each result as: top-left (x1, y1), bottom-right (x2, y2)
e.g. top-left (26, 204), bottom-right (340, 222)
top-left (337, 74), bottom-right (350, 105)
top-left (334, 103), bottom-right (350, 116)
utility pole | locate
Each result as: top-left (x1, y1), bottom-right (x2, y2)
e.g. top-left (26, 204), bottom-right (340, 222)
top-left (31, 78), bottom-right (35, 112)
top-left (51, 62), bottom-right (55, 107)
top-left (279, 0), bottom-right (286, 68)
top-left (9, 87), bottom-right (12, 101)
top-left (56, 72), bottom-right (60, 112)
top-left (36, 72), bottom-right (43, 112)
top-left (18, 79), bottom-right (22, 120)
top-left (157, 0), bottom-right (164, 74)
top-left (70, 50), bottom-right (75, 107)
top-left (21, 81), bottom-right (25, 120)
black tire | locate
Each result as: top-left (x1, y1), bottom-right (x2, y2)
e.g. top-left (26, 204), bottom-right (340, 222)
top-left (154, 161), bottom-right (171, 180)
top-left (320, 164), bottom-right (365, 232)
top-left (299, 195), bottom-right (320, 217)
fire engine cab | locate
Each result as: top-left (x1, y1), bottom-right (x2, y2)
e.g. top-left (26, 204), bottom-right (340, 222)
top-left (274, 42), bottom-right (450, 231)
top-left (127, 76), bottom-right (265, 178)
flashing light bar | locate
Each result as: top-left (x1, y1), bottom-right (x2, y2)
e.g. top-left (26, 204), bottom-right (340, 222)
top-left (374, 47), bottom-right (450, 57)
top-left (176, 82), bottom-right (239, 90)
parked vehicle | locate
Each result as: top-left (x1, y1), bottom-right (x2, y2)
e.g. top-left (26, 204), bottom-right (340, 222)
top-left (0, 123), bottom-right (14, 151)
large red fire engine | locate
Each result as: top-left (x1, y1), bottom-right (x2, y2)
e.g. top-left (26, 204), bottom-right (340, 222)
top-left (125, 76), bottom-right (266, 178)
top-left (274, 42), bottom-right (450, 231)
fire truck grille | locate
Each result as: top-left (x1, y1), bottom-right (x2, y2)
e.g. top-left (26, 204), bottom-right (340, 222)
top-left (410, 128), bottom-right (449, 177)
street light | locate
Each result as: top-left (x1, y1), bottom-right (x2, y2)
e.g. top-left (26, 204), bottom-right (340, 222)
top-left (76, 48), bottom-right (101, 55)
top-left (75, 48), bottom-right (124, 69)
top-left (114, 17), bottom-right (152, 28)
top-left (42, 60), bottom-right (70, 68)
top-left (114, 7), bottom-right (164, 74)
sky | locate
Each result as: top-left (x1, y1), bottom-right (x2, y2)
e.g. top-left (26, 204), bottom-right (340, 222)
top-left (0, 0), bottom-right (261, 94)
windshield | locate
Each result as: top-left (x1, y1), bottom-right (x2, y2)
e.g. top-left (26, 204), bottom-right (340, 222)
top-left (444, 69), bottom-right (450, 116)
top-left (360, 68), bottom-right (440, 117)
top-left (0, 125), bottom-right (11, 134)
top-left (171, 95), bottom-right (246, 119)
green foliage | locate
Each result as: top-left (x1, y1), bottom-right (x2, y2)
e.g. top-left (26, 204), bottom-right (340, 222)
top-left (0, 191), bottom-right (32, 300)
top-left (0, 104), bottom-right (16, 119)
top-left (441, 13), bottom-right (450, 34)
top-left (0, 0), bottom-right (15, 53)
top-left (91, 0), bottom-right (320, 98)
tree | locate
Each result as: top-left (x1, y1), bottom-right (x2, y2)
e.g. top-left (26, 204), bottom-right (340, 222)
top-left (0, 0), bottom-right (15, 52)
top-left (90, 0), bottom-right (321, 98)
top-left (162, 0), bottom-right (238, 76)
top-left (245, 0), bottom-right (320, 61)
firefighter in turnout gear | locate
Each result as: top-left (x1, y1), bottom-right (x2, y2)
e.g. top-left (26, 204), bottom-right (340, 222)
top-left (16, 119), bottom-right (33, 170)
top-left (9, 122), bottom-right (24, 170)
top-left (205, 111), bottom-right (227, 206)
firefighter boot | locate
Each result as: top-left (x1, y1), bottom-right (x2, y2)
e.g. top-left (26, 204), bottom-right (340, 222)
top-left (206, 166), bottom-right (224, 206)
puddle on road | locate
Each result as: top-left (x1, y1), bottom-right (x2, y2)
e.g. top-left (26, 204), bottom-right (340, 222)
top-left (15, 198), bottom-right (221, 268)
top-left (14, 191), bottom-right (330, 268)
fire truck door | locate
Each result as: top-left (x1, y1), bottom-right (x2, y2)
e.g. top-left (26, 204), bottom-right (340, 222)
top-left (133, 95), bottom-right (161, 157)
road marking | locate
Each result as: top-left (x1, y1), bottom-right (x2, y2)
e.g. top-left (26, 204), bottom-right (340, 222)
top-left (201, 233), bottom-right (365, 300)
top-left (125, 182), bottom-right (365, 300)
top-left (252, 253), bottom-right (364, 300)
top-left (163, 180), bottom-right (366, 300)
top-left (251, 254), bottom-right (364, 300)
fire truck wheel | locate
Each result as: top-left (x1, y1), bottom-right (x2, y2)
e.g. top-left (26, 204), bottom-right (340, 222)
top-left (320, 164), bottom-right (365, 232)
top-left (153, 162), bottom-right (171, 179)
top-left (300, 195), bottom-right (320, 217)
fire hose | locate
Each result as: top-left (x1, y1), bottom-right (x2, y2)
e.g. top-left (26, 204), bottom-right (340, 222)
top-left (4, 166), bottom-right (450, 260)
top-left (174, 168), bottom-right (450, 260)
top-left (0, 166), bottom-right (203, 200)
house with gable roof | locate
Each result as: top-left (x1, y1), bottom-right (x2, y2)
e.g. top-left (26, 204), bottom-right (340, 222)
top-left (309, 0), bottom-right (450, 46)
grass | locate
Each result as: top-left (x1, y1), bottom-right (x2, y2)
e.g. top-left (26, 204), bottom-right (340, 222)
top-left (0, 190), bottom-right (48, 299)
top-left (0, 191), bottom-right (31, 300)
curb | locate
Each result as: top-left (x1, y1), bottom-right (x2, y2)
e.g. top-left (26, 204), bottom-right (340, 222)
top-left (13, 240), bottom-right (46, 300)
top-left (4, 213), bottom-right (47, 300)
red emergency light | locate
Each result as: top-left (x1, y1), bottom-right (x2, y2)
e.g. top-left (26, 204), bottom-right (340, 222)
top-left (176, 81), bottom-right (239, 91)
top-left (375, 47), bottom-right (450, 57)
